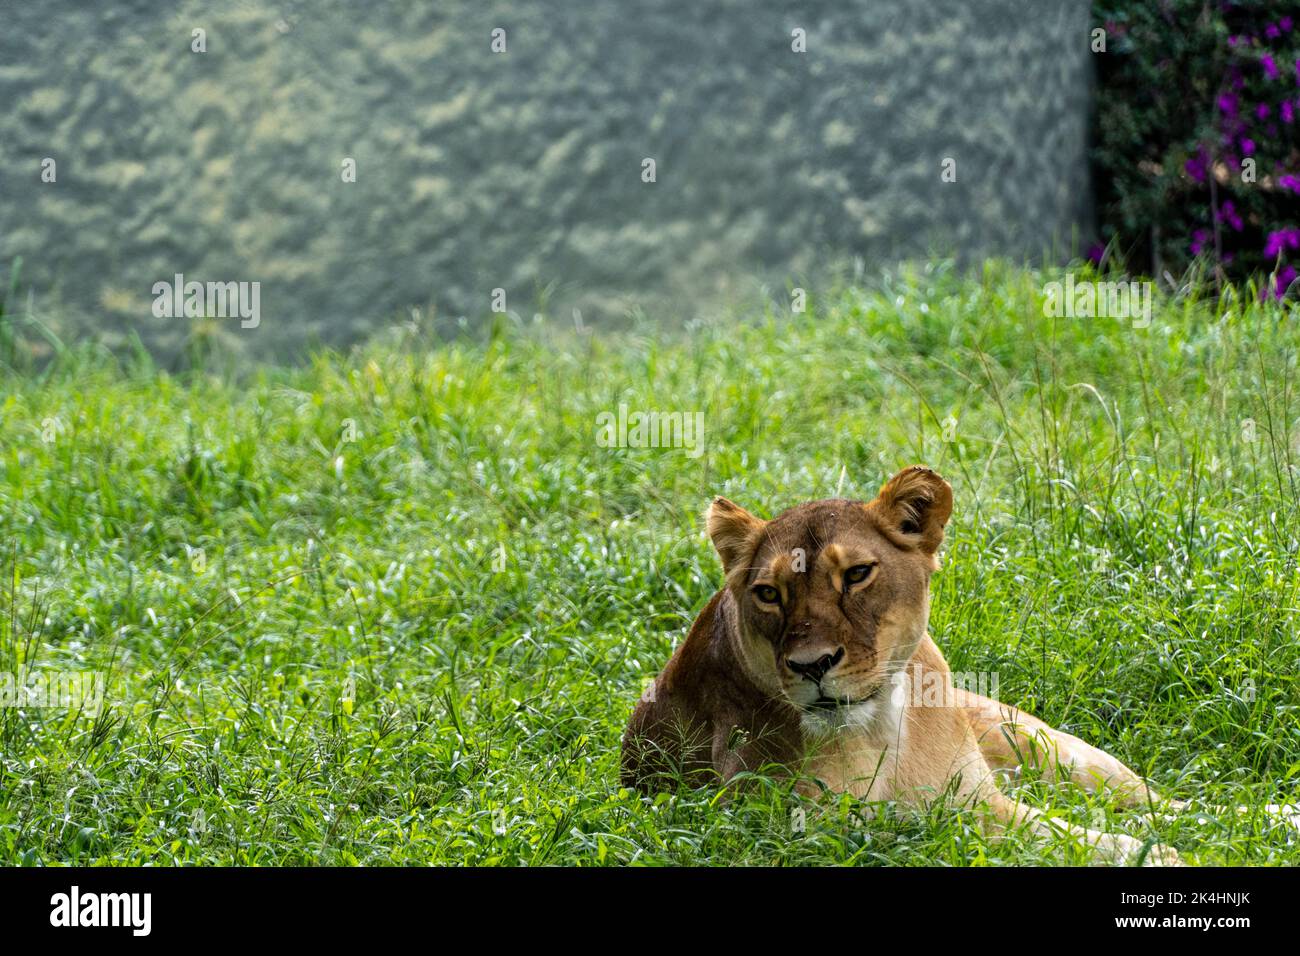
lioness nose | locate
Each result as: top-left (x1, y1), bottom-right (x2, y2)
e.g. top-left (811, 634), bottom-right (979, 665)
top-left (785, 647), bottom-right (844, 681)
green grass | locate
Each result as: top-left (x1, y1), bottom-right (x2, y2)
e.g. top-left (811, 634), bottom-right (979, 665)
top-left (2, 260), bottom-right (1299, 865)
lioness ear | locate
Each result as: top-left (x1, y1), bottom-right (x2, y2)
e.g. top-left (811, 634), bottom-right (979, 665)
top-left (872, 465), bottom-right (952, 553)
top-left (706, 497), bottom-right (764, 575)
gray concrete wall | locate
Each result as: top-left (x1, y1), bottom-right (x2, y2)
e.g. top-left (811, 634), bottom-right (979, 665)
top-left (0, 0), bottom-right (1093, 358)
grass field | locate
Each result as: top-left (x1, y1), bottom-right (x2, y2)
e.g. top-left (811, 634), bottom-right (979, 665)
top-left (2, 261), bottom-right (1299, 865)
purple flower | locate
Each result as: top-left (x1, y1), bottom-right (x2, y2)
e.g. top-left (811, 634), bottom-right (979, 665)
top-left (1283, 16), bottom-right (1294, 32)
top-left (1218, 92), bottom-right (1239, 117)
top-left (1218, 200), bottom-right (1244, 231)
top-left (1284, 100), bottom-right (1296, 123)
top-left (1185, 147), bottom-right (1209, 183)
top-left (1264, 265), bottom-right (1298, 301)
top-left (1264, 228), bottom-right (1300, 258)
top-left (1264, 55), bottom-right (1279, 80)
top-left (1191, 228), bottom-right (1210, 256)
top-left (1267, 24), bottom-right (1281, 40)
top-left (1280, 174), bottom-right (1300, 193)
top-left (1258, 103), bottom-right (1272, 120)
top-left (1241, 137), bottom-right (1256, 156)
top-left (1086, 243), bottom-right (1105, 265)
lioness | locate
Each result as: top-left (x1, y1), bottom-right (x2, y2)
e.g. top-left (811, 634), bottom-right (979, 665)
top-left (621, 465), bottom-right (1181, 865)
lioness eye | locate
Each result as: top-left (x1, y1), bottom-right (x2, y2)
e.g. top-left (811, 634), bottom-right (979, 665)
top-left (753, 584), bottom-right (780, 605)
top-left (844, 564), bottom-right (875, 587)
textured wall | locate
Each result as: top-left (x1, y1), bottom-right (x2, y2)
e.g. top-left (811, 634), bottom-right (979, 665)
top-left (0, 0), bottom-right (1093, 357)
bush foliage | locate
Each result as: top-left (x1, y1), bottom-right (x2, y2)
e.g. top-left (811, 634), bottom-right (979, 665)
top-left (1092, 1), bottom-right (1300, 296)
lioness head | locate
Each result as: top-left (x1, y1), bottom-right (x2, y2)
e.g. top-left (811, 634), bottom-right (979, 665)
top-left (706, 465), bottom-right (952, 732)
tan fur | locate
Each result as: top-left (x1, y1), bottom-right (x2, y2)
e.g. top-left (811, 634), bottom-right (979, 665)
top-left (622, 466), bottom-right (1181, 866)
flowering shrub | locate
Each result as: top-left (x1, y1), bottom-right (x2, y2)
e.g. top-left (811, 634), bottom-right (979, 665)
top-left (1092, 2), bottom-right (1300, 298)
